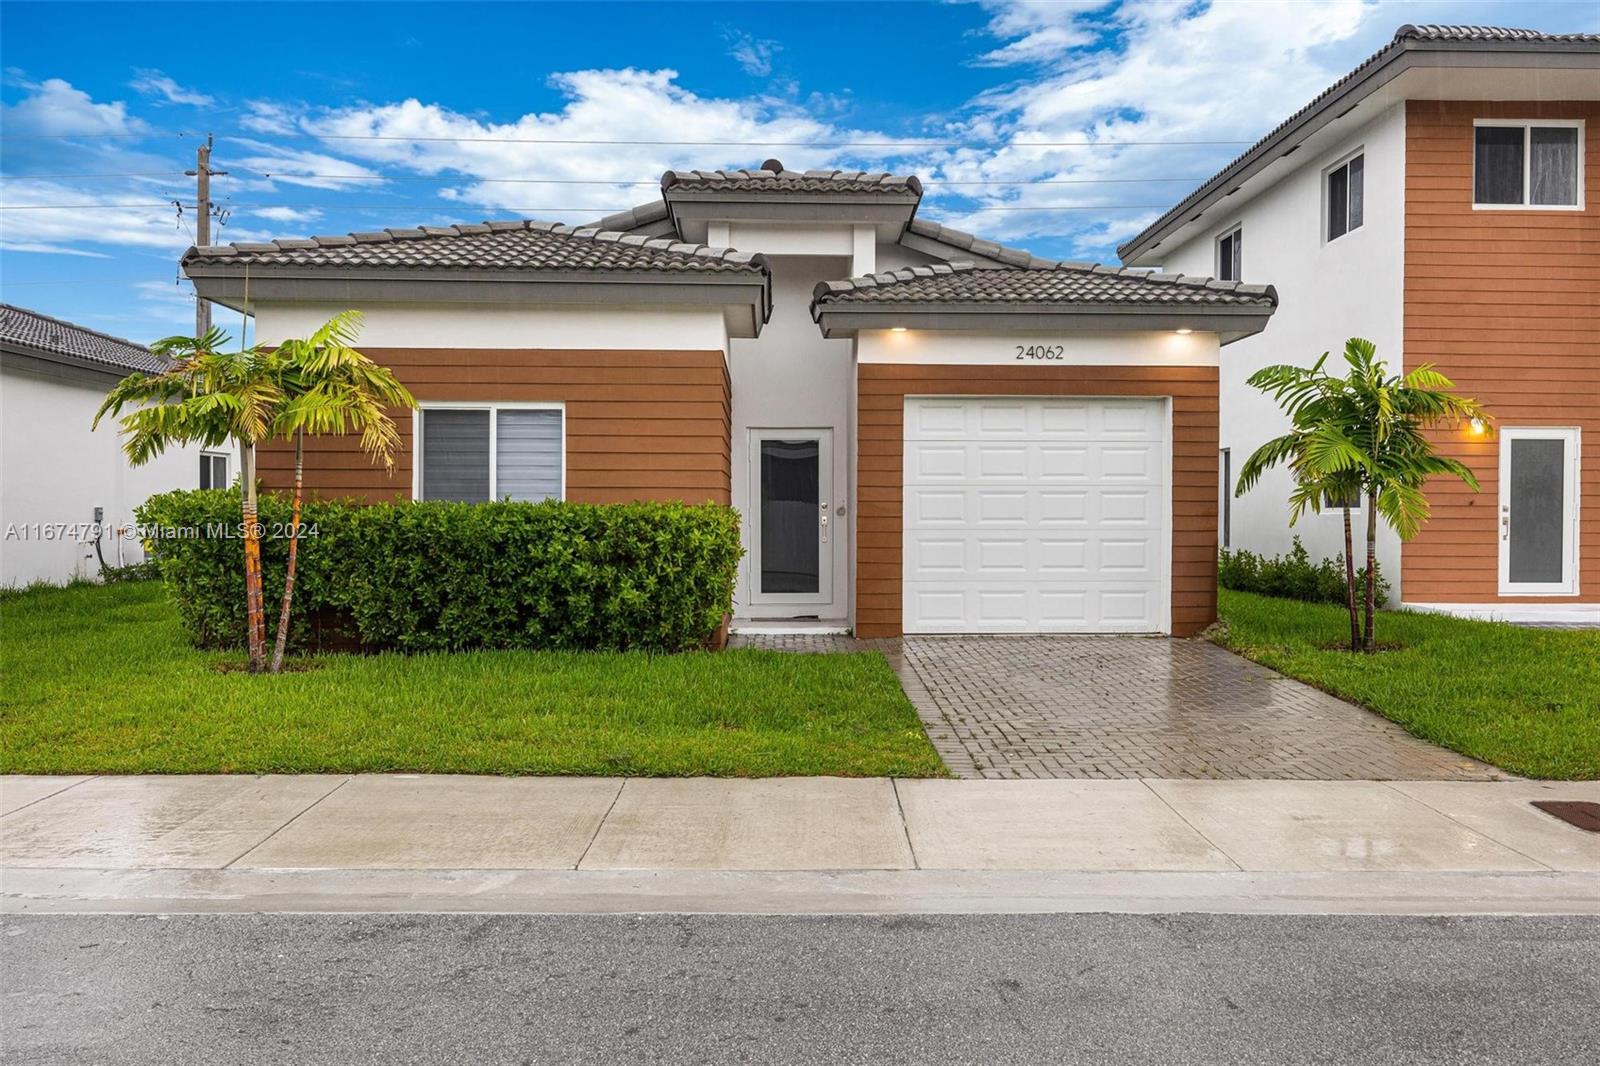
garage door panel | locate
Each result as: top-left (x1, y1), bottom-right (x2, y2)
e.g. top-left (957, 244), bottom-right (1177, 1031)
top-left (903, 396), bottom-right (1168, 634)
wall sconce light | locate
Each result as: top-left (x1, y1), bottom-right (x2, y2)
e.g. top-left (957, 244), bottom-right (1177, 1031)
top-left (1469, 418), bottom-right (1487, 436)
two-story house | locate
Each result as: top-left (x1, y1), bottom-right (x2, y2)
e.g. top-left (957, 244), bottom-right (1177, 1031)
top-left (183, 165), bottom-right (1278, 637)
top-left (1120, 24), bottom-right (1599, 624)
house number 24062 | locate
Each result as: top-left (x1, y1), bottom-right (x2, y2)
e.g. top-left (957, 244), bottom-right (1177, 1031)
top-left (1015, 345), bottom-right (1065, 361)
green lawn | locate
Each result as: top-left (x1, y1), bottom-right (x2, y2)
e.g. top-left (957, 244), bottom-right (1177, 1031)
top-left (0, 581), bottom-right (948, 778)
top-left (1215, 589), bottom-right (1600, 780)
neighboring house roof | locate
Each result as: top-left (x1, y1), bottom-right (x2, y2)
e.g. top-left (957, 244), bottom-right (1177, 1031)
top-left (810, 262), bottom-right (1277, 340)
top-left (661, 160), bottom-right (922, 198)
top-left (1117, 23), bottom-right (1600, 264)
top-left (899, 218), bottom-right (1059, 269)
top-left (183, 220), bottom-right (767, 274)
top-left (0, 302), bottom-right (166, 376)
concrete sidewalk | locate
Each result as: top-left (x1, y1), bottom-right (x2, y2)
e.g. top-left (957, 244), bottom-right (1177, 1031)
top-left (3, 775), bottom-right (1597, 915)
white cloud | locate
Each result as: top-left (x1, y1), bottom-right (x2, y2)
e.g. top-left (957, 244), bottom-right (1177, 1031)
top-left (294, 68), bottom-right (919, 217)
top-left (239, 100), bottom-right (300, 135)
top-left (0, 178), bottom-right (192, 255)
top-left (723, 28), bottom-right (780, 77)
top-left (225, 138), bottom-right (386, 189)
top-left (970, 1), bottom-right (1111, 66)
top-left (0, 77), bottom-right (143, 136)
top-left (251, 205), bottom-right (323, 223)
top-left (129, 70), bottom-right (214, 107)
top-left (922, 0), bottom-right (1381, 254)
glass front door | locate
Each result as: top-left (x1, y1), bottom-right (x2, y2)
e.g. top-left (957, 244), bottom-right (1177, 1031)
top-left (751, 430), bottom-right (832, 607)
top-left (1500, 427), bottom-right (1579, 595)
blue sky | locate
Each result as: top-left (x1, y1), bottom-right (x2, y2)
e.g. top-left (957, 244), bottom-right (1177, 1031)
top-left (3, 0), bottom-right (1596, 343)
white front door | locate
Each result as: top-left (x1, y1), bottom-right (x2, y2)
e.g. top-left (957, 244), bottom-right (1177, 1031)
top-left (749, 429), bottom-right (834, 609)
top-left (1499, 427), bottom-right (1580, 595)
top-left (902, 396), bottom-right (1170, 633)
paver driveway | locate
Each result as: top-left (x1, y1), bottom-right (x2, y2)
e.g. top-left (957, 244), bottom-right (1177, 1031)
top-left (729, 634), bottom-right (1503, 781)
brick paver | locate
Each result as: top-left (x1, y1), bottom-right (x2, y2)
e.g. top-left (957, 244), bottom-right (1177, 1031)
top-left (728, 633), bottom-right (1504, 781)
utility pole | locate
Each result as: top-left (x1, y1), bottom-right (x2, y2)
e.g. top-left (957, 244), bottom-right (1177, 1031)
top-left (186, 135), bottom-right (227, 337)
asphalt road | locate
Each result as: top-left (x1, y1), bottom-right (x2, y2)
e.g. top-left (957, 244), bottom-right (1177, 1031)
top-left (3, 913), bottom-right (1596, 1065)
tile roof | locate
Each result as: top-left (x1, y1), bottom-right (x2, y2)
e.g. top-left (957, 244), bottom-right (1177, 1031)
top-left (661, 159), bottom-right (922, 197)
top-left (584, 200), bottom-right (672, 233)
top-left (0, 303), bottom-right (166, 374)
top-left (182, 220), bottom-right (768, 275)
top-left (812, 261), bottom-right (1277, 309)
top-left (1118, 24), bottom-right (1600, 262)
top-left (902, 218), bottom-right (1059, 268)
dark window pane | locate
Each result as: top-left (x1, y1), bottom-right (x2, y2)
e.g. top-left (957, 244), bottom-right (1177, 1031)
top-left (1475, 126), bottom-right (1524, 204)
top-left (1231, 229), bottom-right (1242, 280)
top-left (1328, 164), bottom-right (1349, 239)
top-left (1348, 154), bottom-right (1364, 229)
top-left (1218, 230), bottom-right (1241, 280)
top-left (760, 438), bottom-right (819, 594)
top-left (496, 409), bottom-right (562, 502)
top-left (1323, 484), bottom-right (1361, 509)
top-left (1530, 127), bottom-right (1579, 205)
top-left (420, 409), bottom-right (490, 503)
top-left (1508, 438), bottom-right (1566, 584)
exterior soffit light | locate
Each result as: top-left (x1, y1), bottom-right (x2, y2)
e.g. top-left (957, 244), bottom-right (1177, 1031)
top-left (890, 327), bottom-right (908, 333)
top-left (1174, 328), bottom-right (1193, 335)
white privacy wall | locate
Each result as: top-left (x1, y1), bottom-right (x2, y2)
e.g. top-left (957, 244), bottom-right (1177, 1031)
top-left (1, 363), bottom-right (200, 586)
top-left (1154, 102), bottom-right (1407, 598)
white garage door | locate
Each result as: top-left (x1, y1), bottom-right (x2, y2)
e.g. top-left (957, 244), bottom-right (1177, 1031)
top-left (903, 396), bottom-right (1169, 633)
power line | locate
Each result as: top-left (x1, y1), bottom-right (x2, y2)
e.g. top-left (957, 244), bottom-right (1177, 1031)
top-left (3, 170), bottom-right (1210, 186)
top-left (1, 129), bottom-right (1254, 148)
top-left (0, 201), bottom-right (1173, 213)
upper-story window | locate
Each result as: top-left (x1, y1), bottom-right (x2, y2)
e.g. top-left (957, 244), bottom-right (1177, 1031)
top-left (1474, 120), bottom-right (1583, 209)
top-left (1326, 153), bottom-right (1364, 241)
top-left (1216, 226), bottom-right (1242, 281)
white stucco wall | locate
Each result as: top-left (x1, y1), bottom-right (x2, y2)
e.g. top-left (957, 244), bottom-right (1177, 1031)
top-left (1154, 102), bottom-right (1407, 597)
top-left (251, 303), bottom-right (732, 352)
top-left (1, 362), bottom-right (201, 587)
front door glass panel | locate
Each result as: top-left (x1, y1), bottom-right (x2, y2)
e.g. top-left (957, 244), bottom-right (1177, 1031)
top-left (759, 438), bottom-right (820, 595)
top-left (1508, 437), bottom-right (1567, 584)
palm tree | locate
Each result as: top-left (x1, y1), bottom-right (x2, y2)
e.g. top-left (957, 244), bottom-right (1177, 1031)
top-left (95, 329), bottom-right (286, 671)
top-left (1237, 338), bottom-right (1487, 652)
top-left (265, 312), bottom-right (414, 672)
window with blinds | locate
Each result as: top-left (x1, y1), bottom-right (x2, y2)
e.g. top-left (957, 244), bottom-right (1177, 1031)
top-left (417, 406), bottom-right (563, 503)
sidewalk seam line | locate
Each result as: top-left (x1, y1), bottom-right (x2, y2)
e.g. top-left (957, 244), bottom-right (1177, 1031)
top-left (1141, 780), bottom-right (1244, 872)
top-left (0, 774), bottom-right (101, 818)
top-left (575, 779), bottom-right (627, 871)
top-left (890, 779), bottom-right (921, 870)
top-left (220, 776), bottom-right (352, 870)
top-left (1378, 782), bottom-right (1556, 872)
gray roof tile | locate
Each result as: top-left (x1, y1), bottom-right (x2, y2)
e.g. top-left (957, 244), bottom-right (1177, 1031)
top-left (661, 159), bottom-right (922, 197)
top-left (812, 261), bottom-right (1277, 309)
top-left (0, 303), bottom-right (167, 374)
top-left (183, 220), bottom-right (768, 275)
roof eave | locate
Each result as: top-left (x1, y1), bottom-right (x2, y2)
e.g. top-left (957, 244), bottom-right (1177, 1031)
top-left (1117, 35), bottom-right (1600, 264)
top-left (810, 302), bottom-right (1277, 342)
top-left (185, 265), bottom-right (774, 337)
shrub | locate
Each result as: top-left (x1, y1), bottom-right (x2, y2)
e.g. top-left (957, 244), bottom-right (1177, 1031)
top-left (136, 490), bottom-right (742, 653)
top-left (1219, 536), bottom-right (1389, 607)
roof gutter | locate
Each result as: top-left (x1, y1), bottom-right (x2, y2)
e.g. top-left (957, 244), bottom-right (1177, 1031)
top-left (1117, 34), bottom-right (1600, 265)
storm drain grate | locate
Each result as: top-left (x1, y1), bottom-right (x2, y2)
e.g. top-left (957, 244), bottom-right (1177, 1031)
top-left (1530, 800), bottom-right (1600, 833)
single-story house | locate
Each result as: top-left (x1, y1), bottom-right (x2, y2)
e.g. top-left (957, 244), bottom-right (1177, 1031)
top-left (182, 163), bottom-right (1277, 637)
top-left (1118, 24), bottom-right (1599, 625)
top-left (0, 304), bottom-right (208, 586)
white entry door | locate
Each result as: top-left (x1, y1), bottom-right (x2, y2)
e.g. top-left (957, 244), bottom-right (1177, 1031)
top-left (749, 429), bottom-right (834, 608)
top-left (902, 397), bottom-right (1169, 633)
top-left (1499, 427), bottom-right (1580, 595)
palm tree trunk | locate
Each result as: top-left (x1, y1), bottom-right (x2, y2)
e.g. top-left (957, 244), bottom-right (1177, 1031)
top-left (1342, 503), bottom-right (1359, 652)
top-left (270, 430), bottom-right (304, 674)
top-left (240, 442), bottom-right (267, 673)
top-left (1363, 485), bottom-right (1378, 653)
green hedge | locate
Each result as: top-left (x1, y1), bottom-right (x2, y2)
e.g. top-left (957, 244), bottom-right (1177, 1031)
top-left (135, 490), bottom-right (742, 653)
top-left (1218, 536), bottom-right (1390, 607)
